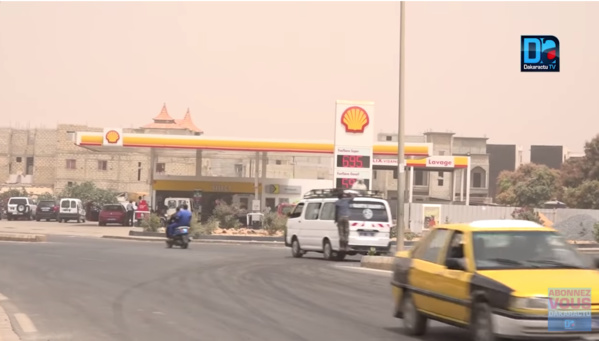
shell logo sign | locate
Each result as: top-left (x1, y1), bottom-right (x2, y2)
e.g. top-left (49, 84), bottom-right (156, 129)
top-left (341, 106), bottom-right (370, 133)
top-left (105, 130), bottom-right (121, 144)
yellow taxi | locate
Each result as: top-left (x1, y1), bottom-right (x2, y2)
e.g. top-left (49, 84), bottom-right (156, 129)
top-left (391, 219), bottom-right (599, 340)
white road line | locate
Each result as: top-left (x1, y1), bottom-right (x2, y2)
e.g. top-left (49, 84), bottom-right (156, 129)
top-left (13, 313), bottom-right (37, 333)
top-left (334, 265), bottom-right (392, 275)
top-left (0, 293), bottom-right (8, 301)
top-left (0, 306), bottom-right (20, 341)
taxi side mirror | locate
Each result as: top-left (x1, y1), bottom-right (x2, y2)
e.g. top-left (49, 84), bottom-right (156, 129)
top-left (446, 258), bottom-right (465, 271)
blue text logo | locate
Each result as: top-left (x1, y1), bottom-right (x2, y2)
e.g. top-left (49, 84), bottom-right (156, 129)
top-left (521, 35), bottom-right (560, 72)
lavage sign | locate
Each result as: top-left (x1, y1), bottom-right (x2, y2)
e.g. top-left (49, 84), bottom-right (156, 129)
top-left (548, 288), bottom-right (592, 332)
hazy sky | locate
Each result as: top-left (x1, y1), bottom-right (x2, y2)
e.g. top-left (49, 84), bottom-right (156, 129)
top-left (0, 1), bottom-right (597, 153)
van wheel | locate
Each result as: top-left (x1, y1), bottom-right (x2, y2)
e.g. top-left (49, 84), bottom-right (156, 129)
top-left (402, 291), bottom-right (428, 336)
top-left (291, 238), bottom-right (303, 258)
top-left (323, 239), bottom-right (334, 260)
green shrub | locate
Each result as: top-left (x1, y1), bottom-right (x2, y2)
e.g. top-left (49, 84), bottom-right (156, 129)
top-left (212, 203), bottom-right (241, 229)
top-left (367, 247), bottom-right (377, 256)
top-left (405, 231), bottom-right (418, 241)
top-left (511, 206), bottom-right (543, 225)
top-left (140, 213), bottom-right (163, 232)
top-left (593, 222), bottom-right (599, 242)
top-left (190, 215), bottom-right (219, 238)
top-left (263, 212), bottom-right (287, 236)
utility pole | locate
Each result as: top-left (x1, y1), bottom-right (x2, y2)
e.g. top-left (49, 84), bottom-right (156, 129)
top-left (396, 1), bottom-right (407, 251)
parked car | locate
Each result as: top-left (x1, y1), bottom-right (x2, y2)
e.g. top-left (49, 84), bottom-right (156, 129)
top-left (6, 197), bottom-right (37, 221)
top-left (35, 200), bottom-right (59, 221)
top-left (58, 198), bottom-right (86, 223)
top-left (98, 204), bottom-right (128, 226)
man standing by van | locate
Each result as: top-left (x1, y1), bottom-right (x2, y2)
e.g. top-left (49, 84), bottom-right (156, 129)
top-left (126, 200), bottom-right (135, 226)
top-left (335, 190), bottom-right (355, 251)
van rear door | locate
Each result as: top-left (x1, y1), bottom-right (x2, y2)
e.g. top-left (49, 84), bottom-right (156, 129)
top-left (347, 200), bottom-right (391, 248)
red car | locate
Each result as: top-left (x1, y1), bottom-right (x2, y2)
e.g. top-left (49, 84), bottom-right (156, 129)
top-left (98, 204), bottom-right (127, 226)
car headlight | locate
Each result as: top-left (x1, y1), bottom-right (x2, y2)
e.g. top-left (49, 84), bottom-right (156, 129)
top-left (510, 296), bottom-right (548, 310)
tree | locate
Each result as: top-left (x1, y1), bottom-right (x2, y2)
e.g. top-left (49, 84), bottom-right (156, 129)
top-left (496, 163), bottom-right (562, 208)
top-left (511, 207), bottom-right (543, 225)
top-left (37, 192), bottom-right (55, 201)
top-left (59, 182), bottom-right (117, 205)
top-left (563, 180), bottom-right (599, 209)
top-left (583, 133), bottom-right (599, 180)
top-left (560, 157), bottom-right (586, 188)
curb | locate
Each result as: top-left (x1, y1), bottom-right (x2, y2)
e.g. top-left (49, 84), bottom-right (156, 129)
top-left (102, 235), bottom-right (285, 246)
top-left (360, 256), bottom-right (395, 271)
top-left (0, 233), bottom-right (47, 242)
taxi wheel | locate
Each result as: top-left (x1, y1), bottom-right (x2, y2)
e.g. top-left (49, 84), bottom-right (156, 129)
top-left (402, 292), bottom-right (427, 336)
top-left (471, 301), bottom-right (498, 341)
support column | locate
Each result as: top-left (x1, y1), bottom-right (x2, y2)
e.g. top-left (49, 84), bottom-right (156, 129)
top-left (149, 148), bottom-right (156, 210)
top-left (261, 152), bottom-right (267, 178)
top-left (195, 150), bottom-right (203, 177)
top-left (466, 157), bottom-right (471, 206)
top-left (254, 151), bottom-right (260, 211)
top-left (452, 170), bottom-right (457, 203)
top-left (408, 167), bottom-right (414, 203)
top-left (460, 169), bottom-right (464, 202)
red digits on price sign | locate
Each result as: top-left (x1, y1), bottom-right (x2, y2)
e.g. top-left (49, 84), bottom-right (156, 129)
top-left (341, 178), bottom-right (357, 188)
top-left (342, 155), bottom-right (364, 168)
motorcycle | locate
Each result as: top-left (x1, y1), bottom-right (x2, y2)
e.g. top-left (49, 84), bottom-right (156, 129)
top-left (166, 226), bottom-right (190, 249)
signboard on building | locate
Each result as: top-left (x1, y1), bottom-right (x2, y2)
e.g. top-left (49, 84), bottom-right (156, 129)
top-left (264, 184), bottom-right (302, 195)
top-left (333, 101), bottom-right (375, 190)
top-left (373, 156), bottom-right (460, 169)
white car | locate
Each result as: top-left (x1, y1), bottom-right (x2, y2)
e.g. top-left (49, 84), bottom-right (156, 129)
top-left (285, 188), bottom-right (393, 261)
top-left (6, 197), bottom-right (37, 221)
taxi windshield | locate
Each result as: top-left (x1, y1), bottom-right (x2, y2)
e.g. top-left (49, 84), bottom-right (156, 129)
top-left (472, 230), bottom-right (590, 270)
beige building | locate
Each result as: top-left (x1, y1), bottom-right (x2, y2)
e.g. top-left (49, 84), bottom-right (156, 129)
top-left (0, 105), bottom-right (333, 195)
top-left (372, 131), bottom-right (491, 204)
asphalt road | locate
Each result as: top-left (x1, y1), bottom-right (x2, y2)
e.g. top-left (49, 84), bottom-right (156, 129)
top-left (0, 236), bottom-right (471, 341)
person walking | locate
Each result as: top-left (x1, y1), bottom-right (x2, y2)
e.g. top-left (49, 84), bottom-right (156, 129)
top-left (334, 190), bottom-right (355, 251)
top-left (126, 200), bottom-right (135, 226)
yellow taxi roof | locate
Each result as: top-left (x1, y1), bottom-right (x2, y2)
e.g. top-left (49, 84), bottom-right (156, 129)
top-left (432, 219), bottom-right (556, 233)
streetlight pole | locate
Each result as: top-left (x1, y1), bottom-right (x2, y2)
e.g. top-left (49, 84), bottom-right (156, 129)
top-left (396, 1), bottom-right (406, 251)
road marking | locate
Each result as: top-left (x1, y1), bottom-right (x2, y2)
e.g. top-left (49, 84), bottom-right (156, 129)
top-left (0, 306), bottom-right (20, 341)
top-left (14, 313), bottom-right (37, 333)
top-left (334, 265), bottom-right (392, 275)
top-left (0, 293), bottom-right (7, 301)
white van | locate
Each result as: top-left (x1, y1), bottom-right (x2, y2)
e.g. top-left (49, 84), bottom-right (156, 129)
top-left (164, 197), bottom-right (192, 216)
top-left (58, 198), bottom-right (86, 223)
top-left (285, 188), bottom-right (392, 261)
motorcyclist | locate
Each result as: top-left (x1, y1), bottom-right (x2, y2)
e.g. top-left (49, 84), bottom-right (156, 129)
top-left (167, 204), bottom-right (192, 238)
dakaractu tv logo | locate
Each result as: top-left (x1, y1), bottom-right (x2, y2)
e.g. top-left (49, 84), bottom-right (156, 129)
top-left (521, 35), bottom-right (560, 72)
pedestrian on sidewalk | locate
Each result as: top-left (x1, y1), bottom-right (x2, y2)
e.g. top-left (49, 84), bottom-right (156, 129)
top-left (126, 201), bottom-right (135, 226)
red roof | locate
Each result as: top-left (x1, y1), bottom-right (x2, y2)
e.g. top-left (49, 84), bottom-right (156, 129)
top-left (175, 108), bottom-right (203, 133)
top-left (142, 104), bottom-right (203, 133)
top-left (152, 103), bottom-right (175, 122)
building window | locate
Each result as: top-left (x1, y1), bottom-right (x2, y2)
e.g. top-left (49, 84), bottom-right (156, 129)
top-left (437, 171), bottom-right (444, 186)
top-left (98, 160), bottom-right (108, 171)
top-left (16, 157), bottom-right (22, 163)
top-left (393, 169), bottom-right (398, 179)
top-left (414, 170), bottom-right (428, 186)
top-left (66, 159), bottom-right (76, 169)
top-left (386, 135), bottom-right (393, 141)
top-left (234, 164), bottom-right (244, 176)
top-left (155, 163), bottom-right (166, 173)
top-left (439, 151), bottom-right (445, 156)
top-left (472, 166), bottom-right (487, 188)
top-left (67, 181), bottom-right (73, 187)
top-left (26, 157), bottom-right (34, 175)
top-left (373, 170), bottom-right (377, 180)
top-left (275, 160), bottom-right (282, 165)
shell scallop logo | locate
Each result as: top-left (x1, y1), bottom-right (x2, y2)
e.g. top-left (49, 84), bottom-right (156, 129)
top-left (105, 130), bottom-right (120, 144)
top-left (341, 106), bottom-right (370, 133)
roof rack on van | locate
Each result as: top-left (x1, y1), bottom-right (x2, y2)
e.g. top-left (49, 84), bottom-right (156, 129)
top-left (303, 188), bottom-right (385, 199)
